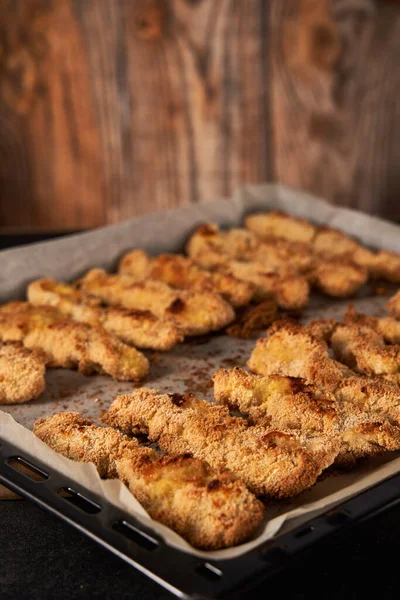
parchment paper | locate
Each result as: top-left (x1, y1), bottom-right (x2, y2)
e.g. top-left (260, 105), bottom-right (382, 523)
top-left (1, 183), bottom-right (400, 561)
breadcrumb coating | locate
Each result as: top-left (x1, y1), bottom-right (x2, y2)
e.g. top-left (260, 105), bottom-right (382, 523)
top-left (213, 368), bottom-right (339, 437)
top-left (212, 366), bottom-right (400, 467)
top-left (0, 342), bottom-right (46, 404)
top-left (344, 305), bottom-right (400, 346)
top-left (331, 323), bottom-right (400, 384)
top-left (387, 290), bottom-right (400, 320)
top-left (244, 211), bottom-right (400, 284)
top-left (0, 302), bottom-right (148, 381)
top-left (248, 319), bottom-right (346, 392)
top-left (103, 388), bottom-right (339, 499)
top-left (34, 412), bottom-right (264, 549)
top-left (247, 320), bottom-right (400, 464)
top-left (78, 269), bottom-right (235, 337)
top-left (245, 211), bottom-right (317, 244)
top-left (119, 250), bottom-right (254, 308)
top-left (28, 278), bottom-right (183, 351)
top-left (309, 260), bottom-right (368, 298)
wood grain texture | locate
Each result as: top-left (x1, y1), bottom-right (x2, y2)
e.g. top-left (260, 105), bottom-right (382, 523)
top-left (0, 0), bottom-right (398, 229)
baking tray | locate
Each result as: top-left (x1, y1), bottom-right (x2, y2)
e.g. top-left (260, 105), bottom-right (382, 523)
top-left (2, 183), bottom-right (400, 597)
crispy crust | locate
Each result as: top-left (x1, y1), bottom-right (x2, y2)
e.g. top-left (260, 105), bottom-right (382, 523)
top-left (309, 260), bottom-right (368, 298)
top-left (213, 368), bottom-right (339, 437)
top-left (247, 319), bottom-right (400, 463)
top-left (248, 319), bottom-right (346, 392)
top-left (212, 366), bottom-right (400, 466)
top-left (303, 318), bottom-right (338, 342)
top-left (344, 305), bottom-right (400, 345)
top-left (216, 261), bottom-right (309, 309)
top-left (34, 412), bottom-right (264, 549)
top-left (245, 211), bottom-right (400, 285)
top-left (245, 212), bottom-right (317, 244)
top-left (0, 303), bottom-right (149, 381)
top-left (387, 289), bottom-right (400, 319)
top-left (103, 388), bottom-right (338, 499)
top-left (119, 250), bottom-right (254, 308)
top-left (225, 299), bottom-right (278, 339)
top-left (78, 269), bottom-right (235, 337)
top-left (28, 278), bottom-right (183, 351)
top-left (0, 342), bottom-right (46, 404)
top-left (331, 323), bottom-right (400, 382)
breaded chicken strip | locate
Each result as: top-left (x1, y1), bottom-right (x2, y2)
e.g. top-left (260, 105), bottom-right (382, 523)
top-left (78, 269), bottom-right (234, 337)
top-left (369, 251), bottom-right (400, 283)
top-left (0, 303), bottom-right (148, 381)
top-left (213, 368), bottom-right (339, 437)
top-left (387, 289), bottom-right (400, 319)
top-left (187, 223), bottom-right (311, 275)
top-left (248, 319), bottom-right (347, 392)
top-left (118, 250), bottom-right (254, 308)
top-left (212, 367), bottom-right (400, 467)
top-left (343, 305), bottom-right (400, 346)
top-left (0, 342), bottom-right (46, 404)
top-left (245, 211), bottom-right (317, 244)
top-left (246, 212), bottom-right (400, 283)
top-left (216, 261), bottom-right (309, 309)
top-left (187, 223), bottom-right (368, 300)
top-left (34, 412), bottom-right (263, 549)
top-left (331, 323), bottom-right (400, 384)
top-left (103, 389), bottom-right (339, 499)
top-left (309, 260), bottom-right (368, 298)
top-left (303, 318), bottom-right (338, 342)
top-left (28, 278), bottom-right (183, 351)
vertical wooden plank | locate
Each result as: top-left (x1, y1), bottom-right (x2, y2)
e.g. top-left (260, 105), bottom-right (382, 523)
top-left (271, 0), bottom-right (400, 218)
top-left (0, 0), bottom-right (104, 229)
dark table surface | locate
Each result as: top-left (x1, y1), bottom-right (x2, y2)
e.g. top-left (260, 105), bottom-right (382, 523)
top-left (1, 233), bottom-right (400, 600)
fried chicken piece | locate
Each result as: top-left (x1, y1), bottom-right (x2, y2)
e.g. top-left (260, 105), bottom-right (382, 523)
top-left (186, 224), bottom-right (259, 268)
top-left (0, 342), bottom-right (46, 404)
top-left (245, 211), bottom-right (317, 244)
top-left (0, 303), bottom-right (148, 381)
top-left (369, 251), bottom-right (400, 283)
top-left (118, 250), bottom-right (254, 308)
top-left (225, 299), bottom-right (278, 339)
top-left (34, 412), bottom-right (264, 549)
top-left (103, 388), bottom-right (339, 499)
top-left (303, 318), bottom-right (338, 342)
top-left (387, 289), bottom-right (400, 319)
top-left (331, 323), bottom-right (400, 384)
top-left (212, 367), bottom-right (400, 467)
top-left (187, 223), bottom-right (311, 275)
top-left (246, 322), bottom-right (400, 464)
top-left (309, 260), bottom-right (368, 298)
top-left (78, 269), bottom-right (234, 337)
top-left (216, 261), bottom-right (309, 309)
top-left (337, 376), bottom-right (400, 426)
top-left (248, 319), bottom-right (347, 392)
top-left (343, 305), bottom-right (400, 346)
top-left (28, 278), bottom-right (183, 351)
top-left (213, 368), bottom-right (339, 437)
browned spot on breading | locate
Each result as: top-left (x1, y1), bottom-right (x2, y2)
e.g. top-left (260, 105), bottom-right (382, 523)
top-left (167, 298), bottom-right (186, 314)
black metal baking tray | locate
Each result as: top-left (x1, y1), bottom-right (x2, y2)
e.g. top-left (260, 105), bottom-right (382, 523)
top-left (2, 437), bottom-right (400, 599)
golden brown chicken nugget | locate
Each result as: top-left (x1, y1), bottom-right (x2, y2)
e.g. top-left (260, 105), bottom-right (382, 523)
top-left (34, 412), bottom-right (264, 549)
top-left (104, 388), bottom-right (339, 499)
top-left (28, 278), bottom-right (183, 351)
top-left (119, 250), bottom-right (254, 308)
top-left (0, 303), bottom-right (148, 381)
top-left (78, 269), bottom-right (235, 337)
top-left (245, 211), bottom-right (317, 244)
top-left (0, 342), bottom-right (46, 405)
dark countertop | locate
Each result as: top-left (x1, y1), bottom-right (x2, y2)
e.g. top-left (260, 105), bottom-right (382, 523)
top-left (1, 233), bottom-right (400, 599)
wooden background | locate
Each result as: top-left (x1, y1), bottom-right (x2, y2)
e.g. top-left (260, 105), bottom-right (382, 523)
top-left (0, 0), bottom-right (398, 231)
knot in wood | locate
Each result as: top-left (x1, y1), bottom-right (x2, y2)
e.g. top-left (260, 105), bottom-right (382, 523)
top-left (135, 1), bottom-right (168, 41)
